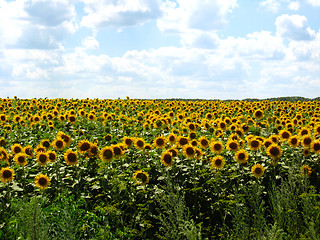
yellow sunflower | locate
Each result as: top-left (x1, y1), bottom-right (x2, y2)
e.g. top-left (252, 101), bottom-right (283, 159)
top-left (47, 150), bottom-right (57, 163)
top-left (210, 141), bottom-right (224, 154)
top-left (182, 145), bottom-right (196, 158)
top-left (160, 150), bottom-right (173, 167)
top-left (89, 142), bottom-right (99, 157)
top-left (311, 140), bottom-right (320, 154)
top-left (254, 109), bottom-right (264, 120)
top-left (122, 136), bottom-right (134, 148)
top-left (211, 155), bottom-right (226, 169)
top-left (99, 146), bottom-right (114, 162)
top-left (176, 136), bottom-right (189, 148)
top-left (34, 174), bottom-right (51, 190)
top-left (248, 137), bottom-right (262, 151)
top-left (266, 143), bottom-right (282, 160)
top-left (235, 149), bottom-right (249, 164)
top-left (288, 135), bottom-right (300, 148)
top-left (57, 131), bottom-right (72, 147)
top-left (167, 133), bottom-right (177, 145)
top-left (251, 164), bottom-right (265, 178)
top-left (226, 139), bottom-right (239, 152)
top-left (77, 139), bottom-right (91, 154)
top-left (134, 137), bottom-right (145, 150)
top-left (278, 129), bottom-right (291, 141)
top-left (64, 149), bottom-right (78, 166)
top-left (133, 170), bottom-right (149, 186)
top-left (14, 152), bottom-right (28, 166)
top-left (0, 147), bottom-right (9, 162)
top-left (301, 164), bottom-right (312, 177)
top-left (36, 152), bottom-right (49, 166)
top-left (198, 136), bottom-right (210, 149)
top-left (112, 144), bottom-right (124, 159)
top-left (40, 139), bottom-right (51, 149)
top-left (52, 138), bottom-right (66, 151)
top-left (11, 143), bottom-right (23, 155)
top-left (301, 135), bottom-right (313, 148)
top-left (0, 167), bottom-right (14, 183)
top-left (153, 135), bottom-right (167, 149)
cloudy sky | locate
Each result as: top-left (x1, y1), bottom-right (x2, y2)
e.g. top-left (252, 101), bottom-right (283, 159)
top-left (0, 0), bottom-right (319, 99)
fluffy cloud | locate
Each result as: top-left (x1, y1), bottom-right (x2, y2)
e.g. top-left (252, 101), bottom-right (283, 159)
top-left (276, 14), bottom-right (316, 41)
top-left (259, 0), bottom-right (281, 13)
top-left (306, 0), bottom-right (320, 7)
top-left (80, 0), bottom-right (162, 29)
top-left (158, 0), bottom-right (238, 33)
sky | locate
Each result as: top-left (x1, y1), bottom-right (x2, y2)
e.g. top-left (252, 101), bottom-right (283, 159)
top-left (0, 0), bottom-right (320, 100)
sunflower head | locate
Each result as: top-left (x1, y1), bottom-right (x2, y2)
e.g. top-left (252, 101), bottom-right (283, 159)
top-left (14, 153), bottom-right (28, 166)
top-left (122, 136), bottom-right (134, 148)
top-left (134, 138), bottom-right (145, 150)
top-left (36, 152), bottom-right (49, 166)
top-left (11, 143), bottom-right (22, 155)
top-left (47, 150), bottom-right (57, 163)
top-left (251, 164), bottom-right (265, 178)
top-left (112, 144), bottom-right (124, 158)
top-left (235, 149), bottom-right (249, 164)
top-left (288, 136), bottom-right (300, 148)
top-left (248, 137), bottom-right (261, 151)
top-left (133, 170), bottom-right (149, 186)
top-left (254, 110), bottom-right (264, 120)
top-left (267, 143), bottom-right (282, 159)
top-left (176, 136), bottom-right (189, 148)
top-left (301, 135), bottom-right (313, 148)
top-left (77, 140), bottom-right (91, 154)
top-left (0, 167), bottom-right (14, 183)
top-left (182, 145), bottom-right (196, 158)
top-left (226, 140), bottom-right (239, 152)
top-left (34, 174), bottom-right (51, 190)
top-left (52, 138), bottom-right (66, 151)
top-left (64, 149), bottom-right (78, 166)
top-left (211, 155), bottom-right (226, 170)
top-left (210, 141), bottom-right (224, 154)
top-left (198, 136), bottom-right (210, 149)
top-left (161, 150), bottom-right (173, 167)
top-left (153, 135), bottom-right (167, 149)
top-left (99, 146), bottom-right (114, 162)
top-left (311, 140), bottom-right (320, 154)
top-left (0, 147), bottom-right (9, 162)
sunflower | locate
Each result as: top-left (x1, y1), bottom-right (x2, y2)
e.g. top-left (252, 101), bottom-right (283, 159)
top-left (251, 164), bottom-right (265, 178)
top-left (133, 170), bottom-right (149, 186)
top-left (99, 146), bottom-right (114, 162)
top-left (160, 150), bottom-right (173, 167)
top-left (248, 137), bottom-right (261, 151)
top-left (288, 135), bottom-right (300, 148)
top-left (14, 152), bottom-right (28, 166)
top-left (226, 140), bottom-right (239, 152)
top-left (176, 136), bottom-right (189, 148)
top-left (36, 152), bottom-right (49, 166)
top-left (57, 131), bottom-right (72, 147)
top-left (47, 150), bottom-right (57, 163)
top-left (198, 136), bottom-right (210, 149)
top-left (122, 136), bottom-right (134, 148)
top-left (254, 110), bottom-right (264, 120)
top-left (40, 139), bottom-right (51, 149)
top-left (310, 140), bottom-right (320, 154)
top-left (210, 141), bottom-right (224, 154)
top-left (299, 127), bottom-right (310, 137)
top-left (153, 135), bottom-right (167, 149)
top-left (211, 155), bottom-right (226, 169)
top-left (77, 139), bottom-right (91, 154)
top-left (34, 174), bottom-right (51, 190)
top-left (263, 139), bottom-right (273, 149)
top-left (89, 142), bottom-right (99, 156)
top-left (64, 149), bottom-right (78, 166)
top-left (134, 137), bottom-right (145, 150)
top-left (266, 143), bottom-right (282, 159)
top-left (23, 145), bottom-right (33, 157)
top-left (167, 133), bottom-right (177, 145)
top-left (52, 138), bottom-right (66, 151)
top-left (168, 148), bottom-right (179, 158)
top-left (278, 129), bottom-right (291, 141)
top-left (301, 164), bottom-right (312, 177)
top-left (182, 145), bottom-right (196, 158)
top-left (235, 149), bottom-right (249, 164)
top-left (0, 147), bottom-right (9, 162)
top-left (301, 135), bottom-right (313, 148)
top-left (0, 167), bottom-right (14, 183)
top-left (144, 143), bottom-right (153, 151)
top-left (112, 144), bottom-right (124, 158)
top-left (314, 124), bottom-right (320, 136)
top-left (11, 143), bottom-right (23, 155)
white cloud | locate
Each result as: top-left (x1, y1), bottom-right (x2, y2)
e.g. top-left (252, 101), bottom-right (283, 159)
top-left (82, 36), bottom-right (99, 49)
top-left (158, 0), bottom-right (238, 33)
top-left (80, 0), bottom-right (162, 29)
top-left (259, 0), bottom-right (281, 13)
top-left (288, 1), bottom-right (300, 10)
top-left (276, 14), bottom-right (316, 41)
top-left (306, 0), bottom-right (320, 7)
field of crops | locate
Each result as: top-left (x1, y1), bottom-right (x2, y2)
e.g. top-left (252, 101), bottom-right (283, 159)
top-left (1, 97), bottom-right (320, 239)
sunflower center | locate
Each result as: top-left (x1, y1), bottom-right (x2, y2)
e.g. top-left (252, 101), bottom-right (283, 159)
top-left (3, 170), bottom-right (12, 179)
top-left (90, 146), bottom-right (98, 155)
top-left (282, 132), bottom-right (290, 139)
top-left (229, 142), bottom-right (238, 150)
top-left (313, 143), bottom-right (320, 151)
top-left (125, 139), bottom-right (133, 146)
top-left (49, 153), bottom-right (56, 161)
top-left (186, 147), bottom-right (195, 155)
top-left (201, 140), bottom-right (208, 146)
top-left (251, 140), bottom-right (259, 148)
top-left (169, 149), bottom-right (177, 157)
top-left (113, 147), bottom-right (121, 156)
top-left (163, 154), bottom-right (172, 164)
top-left (103, 149), bottom-right (113, 159)
top-left (137, 140), bottom-right (144, 148)
top-left (291, 138), bottom-right (298, 145)
top-left (43, 141), bottom-right (50, 148)
top-left (301, 130), bottom-right (308, 136)
top-left (169, 136), bottom-right (175, 142)
top-left (68, 153), bottom-right (77, 162)
top-left (270, 147), bottom-right (280, 156)
top-left (238, 153), bottom-right (245, 160)
top-left (39, 177), bottom-right (48, 186)
top-left (56, 140), bottom-right (63, 148)
top-left (136, 173), bottom-right (147, 182)
top-left (39, 154), bottom-right (47, 163)
top-left (214, 144), bottom-right (222, 151)
top-left (18, 156), bottom-right (25, 163)
top-left (80, 142), bottom-right (90, 151)
top-left (303, 138), bottom-right (312, 145)
top-left (254, 168), bottom-right (262, 174)
top-left (156, 138), bottom-right (165, 146)
top-left (215, 159), bottom-right (222, 167)
top-left (179, 138), bottom-right (188, 146)
top-left (14, 147), bottom-right (22, 153)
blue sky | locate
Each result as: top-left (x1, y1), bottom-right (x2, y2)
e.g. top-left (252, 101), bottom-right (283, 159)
top-left (0, 0), bottom-right (319, 99)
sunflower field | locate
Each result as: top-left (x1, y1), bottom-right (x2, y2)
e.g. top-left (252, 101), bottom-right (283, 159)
top-left (1, 97), bottom-right (320, 239)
